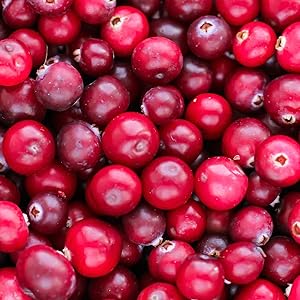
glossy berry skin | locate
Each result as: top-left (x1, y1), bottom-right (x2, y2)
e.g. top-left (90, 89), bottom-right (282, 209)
top-left (289, 275), bottom-right (300, 300)
top-left (176, 254), bottom-right (224, 299)
top-left (233, 21), bottom-right (277, 67)
top-left (127, 0), bottom-right (160, 16)
top-left (16, 245), bottom-right (76, 300)
top-left (74, 0), bottom-right (116, 25)
top-left (264, 74), bottom-right (300, 126)
top-left (186, 93), bottom-right (232, 140)
top-left (131, 37), bottom-right (183, 85)
top-left (101, 6), bottom-right (149, 57)
top-left (141, 86), bottom-right (184, 126)
top-left (229, 206), bottom-right (273, 246)
top-left (3, 120), bottom-right (55, 175)
top-left (235, 279), bottom-right (286, 300)
top-left (206, 210), bottom-right (232, 234)
top-left (187, 15), bottom-right (232, 60)
top-left (26, 0), bottom-right (73, 15)
top-left (159, 119), bottom-right (203, 164)
top-left (263, 236), bottom-right (300, 286)
top-left (142, 156), bottom-right (193, 210)
top-left (102, 112), bottom-right (159, 169)
top-left (288, 202), bottom-right (300, 244)
top-left (0, 38), bottom-right (32, 87)
top-left (148, 240), bottom-right (195, 283)
top-left (65, 218), bottom-right (122, 278)
top-left (86, 165), bottom-right (142, 216)
top-left (0, 176), bottom-right (20, 205)
top-left (120, 234), bottom-right (142, 266)
top-left (255, 135), bottom-right (300, 187)
top-left (222, 118), bottom-right (271, 168)
top-left (122, 202), bottom-right (166, 246)
top-left (225, 68), bottom-right (268, 113)
top-left (196, 234), bottom-right (229, 257)
top-left (166, 199), bottom-right (206, 243)
top-left (220, 242), bottom-right (265, 285)
top-left (216, 0), bottom-right (259, 26)
top-left (0, 201), bottom-right (28, 253)
top-left (138, 282), bottom-right (184, 300)
top-left (88, 265), bottom-right (138, 300)
top-left (194, 156), bottom-right (248, 211)
top-left (80, 76), bottom-right (130, 127)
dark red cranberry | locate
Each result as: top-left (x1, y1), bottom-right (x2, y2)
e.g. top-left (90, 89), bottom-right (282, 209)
top-left (166, 199), bottom-right (206, 243)
top-left (17, 245), bottom-right (76, 300)
top-left (196, 234), bottom-right (229, 257)
top-left (69, 272), bottom-right (87, 300)
top-left (38, 10), bottom-right (81, 45)
top-left (288, 202), bottom-right (300, 244)
top-left (27, 0), bottom-right (73, 14)
top-left (80, 76), bottom-right (130, 127)
top-left (187, 15), bottom-right (232, 60)
top-left (176, 254), bottom-right (224, 299)
top-left (264, 74), bottom-right (300, 126)
top-left (2, 0), bottom-right (36, 29)
top-left (229, 206), bottom-right (273, 246)
top-left (255, 135), bottom-right (300, 187)
top-left (289, 275), bottom-right (300, 300)
top-left (246, 172), bottom-right (281, 207)
top-left (0, 38), bottom-right (32, 87)
top-left (0, 175), bottom-right (20, 205)
top-left (138, 282), bottom-right (184, 300)
top-left (138, 272), bottom-right (156, 290)
top-left (127, 0), bottom-right (160, 16)
top-left (88, 265), bottom-right (138, 300)
top-left (101, 6), bottom-right (149, 57)
top-left (263, 236), bottom-right (300, 286)
top-left (141, 86), bottom-right (184, 126)
top-left (175, 55), bottom-right (212, 99)
top-left (3, 120), bottom-right (55, 175)
top-left (131, 37), bottom-right (183, 84)
top-left (165, 0), bottom-right (212, 22)
top-left (222, 118), bottom-right (271, 168)
top-left (263, 54), bottom-right (284, 79)
top-left (120, 233), bottom-right (143, 266)
top-left (0, 19), bottom-right (10, 40)
top-left (102, 112), bottom-right (160, 169)
top-left (122, 202), bottom-right (166, 246)
top-left (206, 210), bottom-right (232, 234)
top-left (195, 156), bottom-right (248, 210)
top-left (186, 93), bottom-right (232, 140)
top-left (86, 164), bottom-right (142, 216)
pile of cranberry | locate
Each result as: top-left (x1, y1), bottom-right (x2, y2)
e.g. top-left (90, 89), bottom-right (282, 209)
top-left (0, 0), bottom-right (300, 299)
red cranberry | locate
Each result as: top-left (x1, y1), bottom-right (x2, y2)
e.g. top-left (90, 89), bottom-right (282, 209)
top-left (64, 218), bottom-right (122, 277)
top-left (26, 0), bottom-right (72, 15)
top-left (263, 236), bottom-right (300, 286)
top-left (288, 202), bottom-right (300, 244)
top-left (3, 120), bottom-right (55, 175)
top-left (80, 76), bottom-right (130, 127)
top-left (225, 68), bottom-right (268, 113)
top-left (196, 234), bottom-right (229, 257)
top-left (102, 112), bottom-right (159, 169)
top-left (101, 6), bottom-right (149, 57)
top-left (206, 210), bottom-right (232, 234)
top-left (86, 164), bottom-right (142, 216)
top-left (122, 202), bottom-right (166, 246)
top-left (138, 282), bottom-right (184, 300)
top-left (120, 233), bottom-right (143, 266)
top-left (131, 37), bottom-right (183, 84)
top-left (229, 206), bottom-right (273, 246)
top-left (88, 265), bottom-right (138, 300)
top-left (187, 15), bottom-right (232, 60)
top-left (0, 175), bottom-right (20, 205)
top-left (255, 135), bottom-right (300, 187)
top-left (73, 0), bottom-right (116, 25)
top-left (166, 199), bottom-right (206, 242)
top-left (264, 74), bottom-right (300, 126)
top-left (176, 254), bottom-right (224, 299)
top-left (127, 0), bottom-right (160, 16)
top-left (289, 275), bottom-right (300, 300)
top-left (175, 55), bottom-right (213, 99)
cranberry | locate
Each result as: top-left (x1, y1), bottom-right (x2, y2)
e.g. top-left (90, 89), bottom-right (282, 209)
top-left (196, 234), bottom-right (229, 257)
top-left (176, 254), bottom-right (224, 299)
top-left (289, 275), bottom-right (300, 300)
top-left (263, 236), bottom-right (300, 286)
top-left (16, 245), bottom-right (76, 300)
top-left (127, 0), bottom-right (160, 16)
top-left (102, 112), bottom-right (160, 169)
top-left (122, 202), bottom-right (166, 246)
top-left (0, 175), bottom-right (20, 205)
top-left (64, 218), bottom-right (122, 277)
top-left (264, 74), bottom-right (300, 126)
top-left (255, 135), bottom-right (300, 187)
top-left (288, 202), bottom-right (300, 244)
top-left (166, 199), bottom-right (206, 242)
top-left (69, 273), bottom-right (87, 300)
top-left (222, 117), bottom-right (271, 168)
top-left (225, 68), bottom-right (268, 113)
top-left (120, 233), bottom-right (143, 266)
top-left (187, 15), bottom-right (232, 60)
top-left (80, 76), bottom-right (130, 127)
top-left (0, 38), bottom-right (32, 87)
top-left (3, 120), bottom-right (55, 175)
top-left (74, 0), bottom-right (116, 25)
top-left (206, 210), bottom-right (232, 234)
top-left (131, 37), bottom-right (183, 84)
top-left (229, 206), bottom-right (273, 246)
top-left (88, 265), bottom-right (138, 300)
top-left (138, 282), bottom-right (184, 300)
top-left (141, 86), bottom-right (184, 126)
